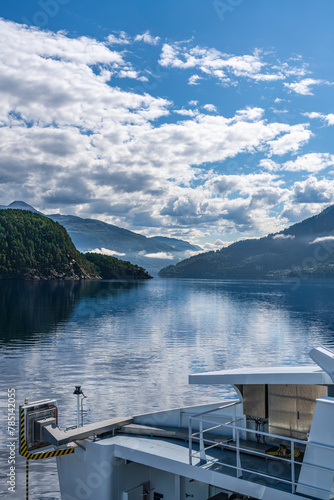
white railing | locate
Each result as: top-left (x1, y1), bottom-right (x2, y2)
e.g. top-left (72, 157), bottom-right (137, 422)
top-left (188, 408), bottom-right (334, 498)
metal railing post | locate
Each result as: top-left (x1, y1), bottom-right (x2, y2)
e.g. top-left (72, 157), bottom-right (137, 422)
top-left (236, 428), bottom-right (242, 477)
top-left (199, 420), bottom-right (206, 461)
top-left (189, 417), bottom-right (193, 465)
top-left (291, 440), bottom-right (295, 494)
top-left (233, 404), bottom-right (236, 441)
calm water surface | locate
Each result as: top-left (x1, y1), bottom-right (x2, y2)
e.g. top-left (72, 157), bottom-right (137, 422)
top-left (1, 278), bottom-right (334, 498)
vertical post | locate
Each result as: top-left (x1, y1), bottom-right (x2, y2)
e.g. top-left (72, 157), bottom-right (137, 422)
top-left (199, 420), bottom-right (206, 461)
top-left (233, 404), bottom-right (236, 441)
top-left (189, 417), bottom-right (193, 465)
top-left (26, 459), bottom-right (29, 500)
top-left (77, 394), bottom-right (80, 428)
top-left (236, 428), bottom-right (242, 478)
top-left (73, 386), bottom-right (83, 428)
top-left (291, 440), bottom-right (295, 494)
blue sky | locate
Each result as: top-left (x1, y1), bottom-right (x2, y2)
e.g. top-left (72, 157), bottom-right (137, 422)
top-left (0, 0), bottom-right (334, 250)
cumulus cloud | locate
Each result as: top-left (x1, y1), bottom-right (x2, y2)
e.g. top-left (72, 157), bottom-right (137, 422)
top-left (88, 248), bottom-right (126, 257)
top-left (234, 107), bottom-right (264, 122)
top-left (303, 112), bottom-right (334, 126)
top-left (309, 236), bottom-right (334, 245)
top-left (174, 108), bottom-right (199, 117)
top-left (188, 74), bottom-right (202, 85)
top-left (139, 251), bottom-right (175, 259)
top-left (158, 43), bottom-right (307, 86)
top-left (259, 159), bottom-right (280, 171)
top-left (282, 153), bottom-right (334, 172)
top-left (260, 153), bottom-right (334, 173)
top-left (0, 18), bottom-right (326, 242)
top-left (203, 104), bottom-right (217, 113)
top-left (272, 234), bottom-right (295, 240)
top-left (284, 78), bottom-right (331, 95)
top-left (134, 31), bottom-right (160, 45)
top-left (292, 177), bottom-right (334, 204)
top-left (268, 124), bottom-right (313, 155)
top-left (106, 31), bottom-right (131, 45)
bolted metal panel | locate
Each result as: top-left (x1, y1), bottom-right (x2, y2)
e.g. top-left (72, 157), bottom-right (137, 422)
top-left (268, 384), bottom-right (328, 439)
top-left (243, 384), bottom-right (267, 419)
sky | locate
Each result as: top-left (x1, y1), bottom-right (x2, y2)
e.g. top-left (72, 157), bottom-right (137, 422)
top-left (0, 0), bottom-right (334, 250)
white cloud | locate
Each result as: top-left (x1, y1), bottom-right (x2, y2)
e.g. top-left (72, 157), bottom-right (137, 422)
top-left (268, 124), bottom-right (313, 155)
top-left (234, 107), bottom-right (264, 122)
top-left (283, 153), bottom-right (334, 172)
top-left (274, 97), bottom-right (288, 103)
top-left (203, 104), bottom-right (217, 113)
top-left (0, 19), bottom-right (324, 241)
top-left (134, 31), bottom-right (160, 45)
top-left (174, 109), bottom-right (198, 117)
top-left (188, 74), bottom-right (202, 85)
top-left (106, 32), bottom-right (131, 45)
top-left (139, 251), bottom-right (175, 259)
top-left (118, 69), bottom-right (141, 79)
top-left (292, 177), bottom-right (334, 204)
top-left (259, 159), bottom-right (280, 171)
top-left (309, 236), bottom-right (334, 245)
top-left (189, 100), bottom-right (198, 106)
top-left (272, 234), bottom-right (295, 240)
top-left (158, 43), bottom-right (305, 86)
top-left (303, 111), bottom-right (334, 126)
top-left (284, 78), bottom-right (331, 96)
top-left (87, 248), bottom-right (126, 257)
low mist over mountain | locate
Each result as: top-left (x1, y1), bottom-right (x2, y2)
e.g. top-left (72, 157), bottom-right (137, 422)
top-left (0, 202), bottom-right (201, 275)
top-left (159, 205), bottom-right (334, 279)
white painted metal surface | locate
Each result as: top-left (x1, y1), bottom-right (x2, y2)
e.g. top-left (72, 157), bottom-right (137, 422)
top-left (297, 397), bottom-right (334, 499)
top-left (309, 347), bottom-right (334, 382)
top-left (54, 346), bottom-right (334, 500)
top-left (189, 365), bottom-right (334, 385)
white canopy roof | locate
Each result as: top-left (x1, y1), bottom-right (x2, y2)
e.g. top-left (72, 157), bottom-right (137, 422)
top-left (189, 365), bottom-right (334, 386)
top-left (189, 347), bottom-right (334, 386)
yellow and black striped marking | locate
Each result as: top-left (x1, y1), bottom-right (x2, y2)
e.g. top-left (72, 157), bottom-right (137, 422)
top-left (26, 459), bottom-right (29, 500)
top-left (20, 408), bottom-right (75, 460)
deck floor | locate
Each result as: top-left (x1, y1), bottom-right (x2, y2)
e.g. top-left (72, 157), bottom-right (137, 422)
top-left (102, 433), bottom-right (308, 498)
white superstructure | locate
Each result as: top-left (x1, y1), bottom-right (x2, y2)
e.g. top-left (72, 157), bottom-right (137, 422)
top-left (21, 346), bottom-right (334, 500)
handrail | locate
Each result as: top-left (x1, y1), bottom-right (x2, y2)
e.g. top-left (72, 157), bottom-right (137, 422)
top-left (192, 400), bottom-right (241, 419)
top-left (191, 415), bottom-right (334, 453)
top-left (188, 414), bottom-right (334, 497)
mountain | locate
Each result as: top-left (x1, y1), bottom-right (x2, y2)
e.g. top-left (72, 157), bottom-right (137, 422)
top-left (0, 202), bottom-right (200, 275)
top-left (149, 236), bottom-right (201, 252)
top-left (0, 210), bottom-right (152, 280)
top-left (159, 205), bottom-right (334, 279)
top-left (0, 200), bottom-right (43, 215)
top-left (0, 209), bottom-right (98, 279)
top-left (47, 214), bottom-right (174, 254)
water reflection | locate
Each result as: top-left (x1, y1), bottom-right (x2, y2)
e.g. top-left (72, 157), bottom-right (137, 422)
top-left (1, 278), bottom-right (334, 499)
top-left (0, 280), bottom-right (142, 344)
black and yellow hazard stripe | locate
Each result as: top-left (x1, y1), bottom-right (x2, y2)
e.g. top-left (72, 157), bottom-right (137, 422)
top-left (26, 459), bottom-right (29, 500)
top-left (20, 407), bottom-right (75, 460)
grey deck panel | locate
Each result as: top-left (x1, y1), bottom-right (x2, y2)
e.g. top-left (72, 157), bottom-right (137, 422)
top-left (43, 417), bottom-right (133, 446)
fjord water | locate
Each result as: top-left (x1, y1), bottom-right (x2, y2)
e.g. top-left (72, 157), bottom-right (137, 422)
top-left (1, 278), bottom-right (334, 498)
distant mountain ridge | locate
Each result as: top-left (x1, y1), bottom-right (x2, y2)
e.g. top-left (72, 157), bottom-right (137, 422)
top-left (0, 202), bottom-right (201, 275)
top-left (159, 204), bottom-right (334, 279)
top-left (0, 201), bottom-right (43, 215)
top-left (0, 209), bottom-right (98, 279)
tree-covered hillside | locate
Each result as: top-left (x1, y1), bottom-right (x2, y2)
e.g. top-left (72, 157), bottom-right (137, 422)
top-left (159, 205), bottom-right (334, 279)
top-left (85, 253), bottom-right (152, 279)
top-left (0, 210), bottom-right (152, 280)
top-left (0, 210), bottom-right (98, 279)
